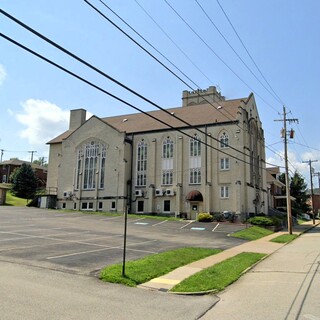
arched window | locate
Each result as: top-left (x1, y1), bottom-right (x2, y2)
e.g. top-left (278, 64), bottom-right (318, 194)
top-left (189, 135), bottom-right (201, 184)
top-left (136, 140), bottom-right (147, 186)
top-left (220, 132), bottom-right (229, 148)
top-left (162, 137), bottom-right (173, 185)
top-left (75, 140), bottom-right (107, 190)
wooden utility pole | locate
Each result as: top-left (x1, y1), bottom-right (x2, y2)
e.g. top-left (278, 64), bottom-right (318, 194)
top-left (303, 160), bottom-right (318, 224)
top-left (274, 106), bottom-right (298, 234)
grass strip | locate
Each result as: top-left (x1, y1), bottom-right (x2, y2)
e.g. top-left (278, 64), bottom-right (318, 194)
top-left (270, 234), bottom-right (298, 243)
top-left (171, 252), bottom-right (266, 293)
top-left (100, 247), bottom-right (221, 287)
top-left (230, 226), bottom-right (273, 241)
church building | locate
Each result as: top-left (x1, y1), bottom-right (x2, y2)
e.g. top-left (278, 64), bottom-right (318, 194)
top-left (46, 86), bottom-right (267, 219)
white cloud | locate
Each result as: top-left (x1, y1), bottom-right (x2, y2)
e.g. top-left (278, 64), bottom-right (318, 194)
top-left (15, 99), bottom-right (69, 146)
top-left (0, 64), bottom-right (6, 86)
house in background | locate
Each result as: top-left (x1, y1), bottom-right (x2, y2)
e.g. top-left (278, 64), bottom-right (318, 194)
top-left (266, 166), bottom-right (295, 213)
top-left (46, 86), bottom-right (268, 220)
top-left (0, 159), bottom-right (48, 188)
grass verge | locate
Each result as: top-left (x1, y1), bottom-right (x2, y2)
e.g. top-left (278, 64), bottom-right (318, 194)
top-left (270, 234), bottom-right (298, 243)
top-left (171, 252), bottom-right (266, 293)
top-left (100, 247), bottom-right (222, 287)
top-left (5, 191), bottom-right (30, 206)
top-left (230, 226), bottom-right (273, 241)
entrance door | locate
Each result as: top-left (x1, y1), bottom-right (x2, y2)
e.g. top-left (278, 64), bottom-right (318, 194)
top-left (190, 203), bottom-right (198, 220)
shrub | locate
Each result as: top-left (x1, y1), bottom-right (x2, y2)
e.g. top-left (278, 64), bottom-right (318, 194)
top-left (248, 216), bottom-right (275, 226)
top-left (212, 213), bottom-right (225, 222)
top-left (198, 212), bottom-right (213, 222)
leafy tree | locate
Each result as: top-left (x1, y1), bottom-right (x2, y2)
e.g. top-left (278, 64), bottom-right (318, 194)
top-left (10, 163), bottom-right (38, 199)
top-left (279, 171), bottom-right (311, 215)
top-left (33, 157), bottom-right (48, 167)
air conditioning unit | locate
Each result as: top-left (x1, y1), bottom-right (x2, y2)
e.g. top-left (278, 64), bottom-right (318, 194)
top-left (135, 190), bottom-right (143, 197)
top-left (63, 191), bottom-right (70, 197)
top-left (166, 189), bottom-right (175, 196)
top-left (155, 189), bottom-right (163, 196)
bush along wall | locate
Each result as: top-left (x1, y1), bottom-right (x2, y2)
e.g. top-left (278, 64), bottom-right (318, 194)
top-left (248, 216), bottom-right (283, 232)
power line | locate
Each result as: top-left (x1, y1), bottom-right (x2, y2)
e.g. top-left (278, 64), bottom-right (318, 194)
top-left (215, 0), bottom-right (285, 106)
top-left (0, 7), bottom-right (258, 163)
top-left (163, 0), bottom-right (280, 114)
top-left (0, 32), bottom-right (258, 168)
top-left (84, 0), bottom-right (264, 137)
top-left (194, 0), bottom-right (282, 105)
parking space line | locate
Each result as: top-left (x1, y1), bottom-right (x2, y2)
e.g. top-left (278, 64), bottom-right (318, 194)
top-left (46, 239), bottom-right (158, 260)
top-left (180, 221), bottom-right (194, 229)
top-left (100, 216), bottom-right (123, 221)
top-left (130, 217), bottom-right (146, 223)
top-left (212, 223), bottom-right (220, 232)
top-left (152, 220), bottom-right (168, 227)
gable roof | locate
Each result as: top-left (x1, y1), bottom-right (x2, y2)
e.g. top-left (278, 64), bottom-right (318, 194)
top-left (0, 159), bottom-right (47, 170)
top-left (47, 96), bottom-right (249, 144)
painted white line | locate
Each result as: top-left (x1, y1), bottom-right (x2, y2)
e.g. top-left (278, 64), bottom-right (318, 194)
top-left (191, 227), bottom-right (206, 231)
top-left (131, 217), bottom-right (146, 223)
top-left (47, 247), bottom-right (112, 259)
top-left (100, 216), bottom-right (123, 221)
top-left (180, 221), bottom-right (194, 229)
top-left (47, 239), bottom-right (158, 260)
top-left (212, 223), bottom-right (220, 232)
top-left (152, 220), bottom-right (168, 227)
top-left (134, 222), bottom-right (148, 225)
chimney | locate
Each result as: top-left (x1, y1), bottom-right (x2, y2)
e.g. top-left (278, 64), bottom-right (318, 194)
top-left (69, 109), bottom-right (86, 130)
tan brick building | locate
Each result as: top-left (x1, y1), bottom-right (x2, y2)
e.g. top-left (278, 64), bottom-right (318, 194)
top-left (47, 86), bottom-right (267, 219)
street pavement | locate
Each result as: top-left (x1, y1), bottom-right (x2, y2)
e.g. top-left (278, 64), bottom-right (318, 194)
top-left (201, 223), bottom-right (320, 320)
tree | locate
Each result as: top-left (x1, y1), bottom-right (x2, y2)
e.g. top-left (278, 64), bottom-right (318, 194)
top-left (279, 171), bottom-right (311, 215)
top-left (10, 163), bottom-right (38, 199)
top-left (33, 157), bottom-right (48, 167)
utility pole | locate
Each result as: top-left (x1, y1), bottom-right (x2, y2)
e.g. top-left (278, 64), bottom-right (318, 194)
top-left (28, 150), bottom-right (37, 163)
top-left (274, 106), bottom-right (298, 234)
top-left (303, 160), bottom-right (318, 224)
top-left (0, 149), bottom-right (3, 163)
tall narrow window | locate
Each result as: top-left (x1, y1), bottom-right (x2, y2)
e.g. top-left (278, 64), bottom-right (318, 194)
top-left (220, 158), bottom-right (230, 170)
top-left (162, 137), bottom-right (174, 185)
top-left (220, 132), bottom-right (229, 148)
top-left (189, 135), bottom-right (201, 184)
top-left (76, 141), bottom-right (106, 191)
top-left (137, 140), bottom-right (147, 186)
top-left (75, 149), bottom-right (82, 190)
top-left (220, 186), bottom-right (229, 198)
top-left (99, 144), bottom-right (106, 189)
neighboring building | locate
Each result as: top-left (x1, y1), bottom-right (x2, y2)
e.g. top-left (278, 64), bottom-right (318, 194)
top-left (266, 166), bottom-right (296, 213)
top-left (46, 86), bottom-right (268, 219)
top-left (0, 159), bottom-right (48, 188)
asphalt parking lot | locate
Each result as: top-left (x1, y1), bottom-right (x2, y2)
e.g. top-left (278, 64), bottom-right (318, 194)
top-left (0, 206), bottom-right (247, 276)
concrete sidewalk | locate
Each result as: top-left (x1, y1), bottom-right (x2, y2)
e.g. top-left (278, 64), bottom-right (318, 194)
top-left (138, 221), bottom-right (319, 292)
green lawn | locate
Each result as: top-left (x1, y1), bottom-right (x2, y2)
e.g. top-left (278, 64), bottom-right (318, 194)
top-left (270, 234), bottom-right (298, 243)
top-left (100, 247), bottom-right (222, 287)
top-left (230, 226), bottom-right (273, 241)
top-left (4, 191), bottom-right (30, 206)
top-left (171, 252), bottom-right (266, 293)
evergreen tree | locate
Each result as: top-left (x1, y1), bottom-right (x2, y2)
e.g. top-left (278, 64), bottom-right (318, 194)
top-left (279, 171), bottom-right (311, 215)
top-left (10, 163), bottom-right (38, 199)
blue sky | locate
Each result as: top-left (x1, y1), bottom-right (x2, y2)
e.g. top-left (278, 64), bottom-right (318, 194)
top-left (1, 0), bottom-right (320, 186)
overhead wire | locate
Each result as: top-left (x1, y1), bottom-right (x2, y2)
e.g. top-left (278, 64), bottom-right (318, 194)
top-left (215, 0), bottom-right (285, 106)
top-left (84, 0), bottom-right (285, 169)
top-left (0, 32), bottom-right (263, 168)
top-left (84, 1), bottom-right (246, 134)
top-left (0, 7), bottom-right (253, 162)
top-left (162, 0), bottom-right (280, 114)
top-left (194, 0), bottom-right (282, 106)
